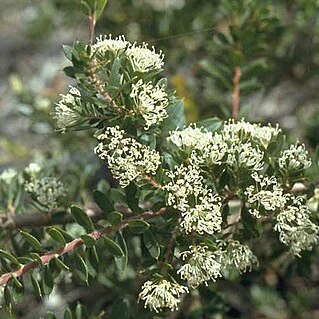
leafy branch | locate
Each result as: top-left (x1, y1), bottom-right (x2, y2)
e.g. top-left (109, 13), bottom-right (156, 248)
top-left (0, 207), bottom-right (166, 286)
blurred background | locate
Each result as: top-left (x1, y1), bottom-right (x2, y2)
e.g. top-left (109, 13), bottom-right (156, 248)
top-left (1, 0), bottom-right (319, 318)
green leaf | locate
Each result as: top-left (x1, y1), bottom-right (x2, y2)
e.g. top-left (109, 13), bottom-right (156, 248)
top-left (114, 232), bottom-right (128, 270)
top-left (128, 220), bottom-right (150, 234)
top-left (19, 231), bottom-right (42, 251)
top-left (0, 249), bottom-right (21, 267)
top-left (103, 236), bottom-right (124, 257)
top-left (198, 117), bottom-right (223, 132)
top-left (63, 66), bottom-right (76, 78)
top-left (30, 252), bottom-right (42, 264)
top-left (64, 308), bottom-right (73, 319)
top-left (45, 312), bottom-right (57, 319)
top-left (93, 189), bottom-right (114, 213)
top-left (80, 0), bottom-right (92, 15)
top-left (81, 234), bottom-right (96, 247)
top-left (74, 254), bottom-right (88, 284)
top-left (95, 0), bottom-right (108, 20)
top-left (71, 205), bottom-right (95, 232)
top-left (241, 205), bottom-right (259, 238)
top-left (31, 274), bottom-right (43, 299)
top-left (143, 231), bottom-right (160, 259)
top-left (53, 228), bottom-right (74, 242)
top-left (11, 276), bottom-right (23, 296)
top-left (62, 45), bottom-right (73, 61)
top-left (46, 227), bottom-right (66, 245)
top-left (110, 189), bottom-right (127, 205)
top-left (75, 302), bottom-right (88, 319)
top-left (87, 246), bottom-right (99, 272)
top-left (80, 0), bottom-right (108, 21)
top-left (109, 57), bottom-right (122, 87)
top-left (107, 211), bottom-right (123, 226)
top-left (4, 284), bottom-right (12, 306)
top-left (161, 99), bottom-right (186, 134)
top-left (125, 183), bottom-right (140, 213)
top-left (54, 257), bottom-right (70, 272)
top-left (42, 265), bottom-right (54, 295)
top-left (110, 298), bottom-right (131, 319)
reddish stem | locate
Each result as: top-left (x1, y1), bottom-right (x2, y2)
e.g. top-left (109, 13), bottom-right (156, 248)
top-left (88, 14), bottom-right (96, 45)
top-left (0, 208), bottom-right (166, 286)
top-left (232, 66), bottom-right (242, 119)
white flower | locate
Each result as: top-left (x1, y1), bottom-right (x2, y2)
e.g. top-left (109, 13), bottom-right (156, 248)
top-left (126, 42), bottom-right (164, 72)
top-left (222, 119), bottom-right (281, 148)
top-left (163, 164), bottom-right (204, 211)
top-left (167, 125), bottom-right (213, 150)
top-left (93, 34), bottom-right (128, 53)
top-left (180, 191), bottom-right (222, 235)
top-left (25, 176), bottom-right (66, 210)
top-left (278, 143), bottom-right (312, 171)
top-left (138, 279), bottom-right (189, 313)
top-left (178, 245), bottom-right (222, 288)
top-left (53, 86), bottom-right (81, 133)
top-left (274, 195), bottom-right (319, 256)
top-left (163, 164), bottom-right (222, 234)
top-left (219, 240), bottom-right (258, 273)
top-left (130, 80), bottom-right (168, 129)
top-left (245, 173), bottom-right (287, 218)
top-left (226, 142), bottom-right (264, 172)
top-left (202, 133), bottom-right (228, 165)
top-left (25, 163), bottom-right (42, 177)
top-left (95, 126), bottom-right (161, 187)
top-left (0, 168), bottom-right (18, 184)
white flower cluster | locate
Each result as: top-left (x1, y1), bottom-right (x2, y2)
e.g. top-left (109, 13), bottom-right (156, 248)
top-left (94, 35), bottom-right (164, 73)
top-left (245, 173), bottom-right (287, 218)
top-left (167, 126), bottom-right (228, 166)
top-left (245, 174), bottom-right (318, 255)
top-left (177, 245), bottom-right (222, 288)
top-left (93, 34), bottom-right (128, 52)
top-left (24, 176), bottom-right (66, 210)
top-left (130, 79), bottom-right (169, 130)
top-left (226, 141), bottom-right (264, 172)
top-left (219, 240), bottom-right (258, 273)
top-left (278, 143), bottom-right (312, 171)
top-left (53, 86), bottom-right (81, 133)
top-left (167, 122), bottom-right (266, 171)
top-left (163, 164), bottom-right (222, 234)
top-left (0, 168), bottom-right (18, 184)
top-left (94, 126), bottom-right (161, 187)
top-left (222, 119), bottom-right (281, 148)
top-left (201, 133), bottom-right (228, 165)
top-left (25, 162), bottom-right (42, 177)
top-left (126, 42), bottom-right (164, 73)
top-left (274, 196), bottom-right (319, 256)
top-left (167, 125), bottom-right (213, 151)
top-left (138, 279), bottom-right (188, 313)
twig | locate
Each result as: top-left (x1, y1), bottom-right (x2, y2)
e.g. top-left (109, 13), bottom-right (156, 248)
top-left (0, 208), bottom-right (167, 286)
top-left (88, 13), bottom-right (96, 45)
top-left (88, 60), bottom-right (128, 114)
top-left (232, 66), bottom-right (241, 119)
top-left (142, 174), bottom-right (162, 189)
top-left (0, 204), bottom-right (104, 230)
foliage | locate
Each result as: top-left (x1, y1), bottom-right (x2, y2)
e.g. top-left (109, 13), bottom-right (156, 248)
top-left (0, 1), bottom-right (319, 318)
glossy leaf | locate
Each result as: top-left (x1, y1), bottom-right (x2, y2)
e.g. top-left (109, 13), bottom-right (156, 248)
top-left (103, 236), bottom-right (124, 257)
top-left (71, 205), bottom-right (95, 232)
top-left (128, 220), bottom-right (150, 234)
top-left (19, 231), bottom-right (42, 251)
top-left (143, 231), bottom-right (160, 259)
top-left (46, 227), bottom-right (66, 245)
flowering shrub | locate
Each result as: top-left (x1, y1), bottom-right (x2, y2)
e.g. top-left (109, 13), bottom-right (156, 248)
top-left (0, 2), bottom-right (318, 317)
